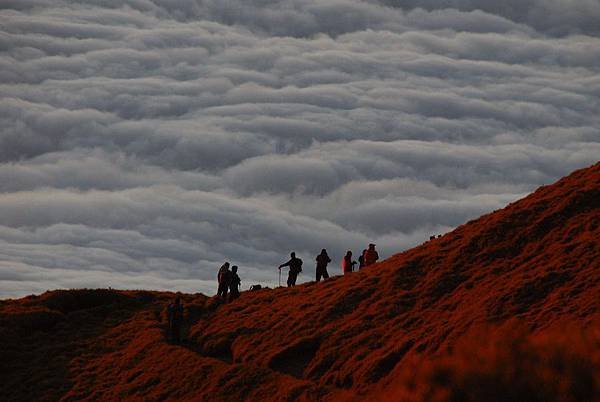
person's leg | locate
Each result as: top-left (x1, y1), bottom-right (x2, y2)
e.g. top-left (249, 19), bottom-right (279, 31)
top-left (323, 269), bottom-right (329, 279)
top-left (316, 267), bottom-right (322, 282)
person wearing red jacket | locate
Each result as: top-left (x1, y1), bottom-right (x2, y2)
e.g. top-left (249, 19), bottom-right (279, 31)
top-left (363, 244), bottom-right (379, 267)
top-left (342, 250), bottom-right (357, 275)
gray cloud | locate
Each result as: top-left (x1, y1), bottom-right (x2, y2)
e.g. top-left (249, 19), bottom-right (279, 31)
top-left (0, 0), bottom-right (598, 298)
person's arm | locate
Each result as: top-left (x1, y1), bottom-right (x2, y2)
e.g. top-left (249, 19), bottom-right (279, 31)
top-left (279, 259), bottom-right (291, 269)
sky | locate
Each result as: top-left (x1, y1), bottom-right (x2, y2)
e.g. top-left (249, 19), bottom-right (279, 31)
top-left (1, 0), bottom-right (599, 298)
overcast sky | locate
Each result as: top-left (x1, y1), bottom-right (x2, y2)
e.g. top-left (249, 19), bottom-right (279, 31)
top-left (1, 0), bottom-right (599, 298)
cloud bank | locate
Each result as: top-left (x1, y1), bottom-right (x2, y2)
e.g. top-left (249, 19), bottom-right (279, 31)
top-left (1, 0), bottom-right (599, 298)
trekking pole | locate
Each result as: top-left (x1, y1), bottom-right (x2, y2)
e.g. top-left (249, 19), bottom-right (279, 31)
top-left (278, 268), bottom-right (281, 287)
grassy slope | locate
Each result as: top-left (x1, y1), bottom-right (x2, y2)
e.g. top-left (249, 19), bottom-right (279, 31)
top-left (1, 162), bottom-right (598, 401)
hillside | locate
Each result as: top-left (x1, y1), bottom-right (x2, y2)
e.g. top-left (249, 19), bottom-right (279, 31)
top-left (1, 162), bottom-right (599, 401)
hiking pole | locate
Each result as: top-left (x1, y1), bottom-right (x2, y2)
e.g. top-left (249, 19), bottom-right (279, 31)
top-left (278, 268), bottom-right (281, 287)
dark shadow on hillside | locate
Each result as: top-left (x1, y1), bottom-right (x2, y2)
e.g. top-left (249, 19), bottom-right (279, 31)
top-left (0, 290), bottom-right (148, 402)
top-left (268, 336), bottom-right (322, 379)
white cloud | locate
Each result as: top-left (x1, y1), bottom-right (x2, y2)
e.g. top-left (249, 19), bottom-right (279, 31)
top-left (0, 0), bottom-right (598, 298)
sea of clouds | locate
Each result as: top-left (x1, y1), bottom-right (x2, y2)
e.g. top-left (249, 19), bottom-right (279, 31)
top-left (1, 0), bottom-right (599, 297)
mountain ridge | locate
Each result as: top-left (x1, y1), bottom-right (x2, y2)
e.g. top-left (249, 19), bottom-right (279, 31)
top-left (1, 162), bottom-right (599, 401)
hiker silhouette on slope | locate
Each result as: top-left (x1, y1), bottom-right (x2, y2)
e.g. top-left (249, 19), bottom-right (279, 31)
top-left (278, 252), bottom-right (303, 287)
top-left (217, 262), bottom-right (231, 300)
top-left (362, 243), bottom-right (379, 267)
top-left (342, 250), bottom-right (357, 275)
top-left (229, 265), bottom-right (241, 301)
top-left (315, 249), bottom-right (331, 282)
top-left (167, 296), bottom-right (184, 345)
top-left (358, 249), bottom-right (366, 269)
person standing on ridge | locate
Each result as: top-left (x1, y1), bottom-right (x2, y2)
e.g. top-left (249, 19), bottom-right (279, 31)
top-left (342, 250), bottom-right (357, 275)
top-left (167, 295), bottom-right (184, 344)
top-left (217, 262), bottom-right (231, 300)
top-left (363, 244), bottom-right (379, 267)
top-left (229, 265), bottom-right (241, 301)
top-left (358, 249), bottom-right (366, 270)
top-left (278, 252), bottom-right (303, 287)
top-left (315, 249), bottom-right (331, 282)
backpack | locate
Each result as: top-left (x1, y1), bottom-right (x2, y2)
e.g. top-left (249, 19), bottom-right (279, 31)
top-left (291, 258), bottom-right (303, 274)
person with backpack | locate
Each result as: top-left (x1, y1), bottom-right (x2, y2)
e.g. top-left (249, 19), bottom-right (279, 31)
top-left (342, 250), bottom-right (357, 275)
top-left (315, 249), bottom-right (331, 282)
top-left (229, 265), bottom-right (241, 301)
top-left (217, 262), bottom-right (231, 300)
top-left (278, 252), bottom-right (303, 287)
top-left (363, 243), bottom-right (379, 267)
top-left (167, 295), bottom-right (184, 344)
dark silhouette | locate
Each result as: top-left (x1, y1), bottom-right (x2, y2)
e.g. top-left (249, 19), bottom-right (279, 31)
top-left (342, 250), bottom-right (357, 275)
top-left (229, 265), bottom-right (241, 301)
top-left (278, 252), bottom-right (303, 287)
top-left (358, 249), bottom-right (366, 269)
top-left (315, 249), bottom-right (331, 282)
top-left (217, 262), bottom-right (231, 300)
top-left (249, 284), bottom-right (262, 291)
top-left (167, 296), bottom-right (184, 344)
top-left (363, 243), bottom-right (379, 267)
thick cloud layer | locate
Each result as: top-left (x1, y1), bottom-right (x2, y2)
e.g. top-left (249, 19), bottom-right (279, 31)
top-left (1, 0), bottom-right (599, 298)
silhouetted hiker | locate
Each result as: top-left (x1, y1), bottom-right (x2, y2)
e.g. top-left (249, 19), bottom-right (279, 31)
top-left (363, 244), bottom-right (379, 267)
top-left (167, 296), bottom-right (184, 345)
top-left (229, 265), bottom-right (241, 301)
top-left (342, 250), bottom-right (357, 275)
top-left (358, 249), bottom-right (366, 270)
top-left (278, 252), bottom-right (303, 287)
top-left (315, 249), bottom-right (331, 282)
top-left (217, 262), bottom-right (231, 300)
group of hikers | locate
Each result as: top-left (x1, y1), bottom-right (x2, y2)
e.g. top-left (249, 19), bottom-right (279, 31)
top-left (216, 262), bottom-right (242, 302)
top-left (165, 244), bottom-right (379, 343)
top-left (276, 243), bottom-right (379, 287)
top-left (217, 243), bottom-right (379, 295)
